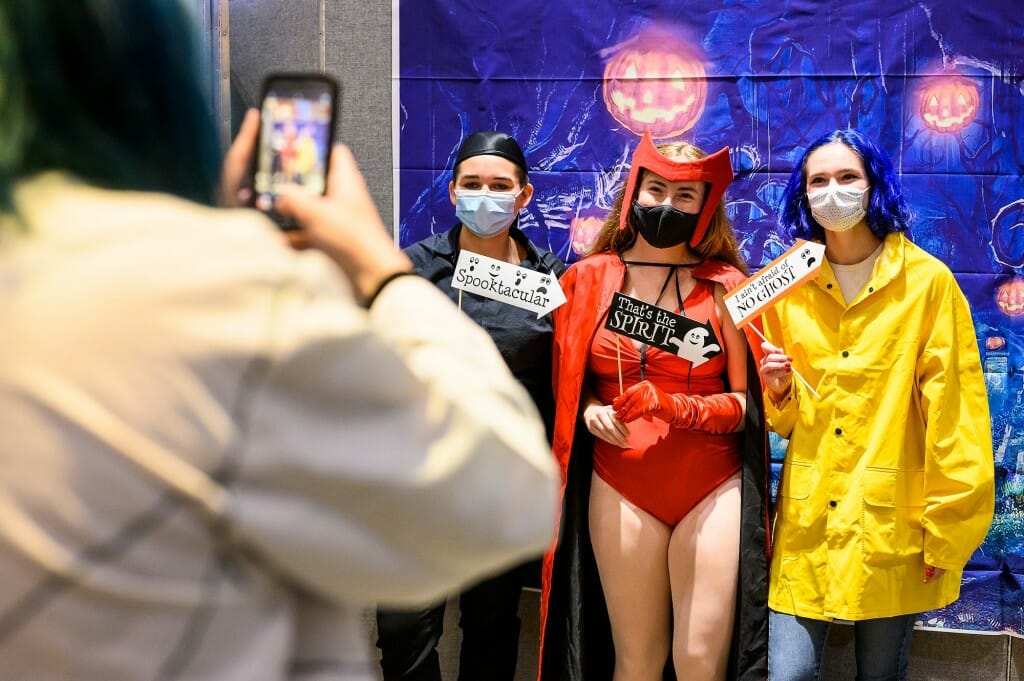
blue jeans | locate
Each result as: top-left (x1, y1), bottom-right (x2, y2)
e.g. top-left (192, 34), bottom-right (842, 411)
top-left (768, 610), bottom-right (915, 681)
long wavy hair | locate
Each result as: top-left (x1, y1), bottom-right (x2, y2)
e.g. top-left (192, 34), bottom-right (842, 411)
top-left (0, 1), bottom-right (221, 210)
top-left (779, 129), bottom-right (913, 242)
top-left (587, 141), bottom-right (747, 274)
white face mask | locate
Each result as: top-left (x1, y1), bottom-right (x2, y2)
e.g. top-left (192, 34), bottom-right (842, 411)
top-left (808, 184), bottom-right (868, 232)
top-left (454, 188), bottom-right (521, 237)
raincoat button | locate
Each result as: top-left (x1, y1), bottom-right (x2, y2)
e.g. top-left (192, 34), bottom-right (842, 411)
top-left (841, 350), bottom-right (849, 358)
top-left (829, 500), bottom-right (837, 508)
top-left (834, 427), bottom-right (842, 436)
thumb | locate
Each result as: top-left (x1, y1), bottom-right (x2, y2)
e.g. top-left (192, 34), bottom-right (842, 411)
top-left (325, 143), bottom-right (367, 199)
top-left (274, 185), bottom-right (321, 225)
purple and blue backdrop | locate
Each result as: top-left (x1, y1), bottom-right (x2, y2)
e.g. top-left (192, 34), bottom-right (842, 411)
top-left (396, 0), bottom-right (1024, 635)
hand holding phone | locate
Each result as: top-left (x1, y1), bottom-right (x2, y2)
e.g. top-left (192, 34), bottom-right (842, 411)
top-left (275, 145), bottom-right (414, 304)
top-left (253, 73), bottom-right (339, 228)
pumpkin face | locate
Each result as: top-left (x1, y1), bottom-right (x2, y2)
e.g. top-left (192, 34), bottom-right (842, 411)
top-left (569, 215), bottom-right (605, 257)
top-left (986, 336), bottom-right (1007, 351)
top-left (919, 76), bottom-right (979, 134)
top-left (997, 279), bottom-right (1024, 317)
top-left (602, 32), bottom-right (707, 139)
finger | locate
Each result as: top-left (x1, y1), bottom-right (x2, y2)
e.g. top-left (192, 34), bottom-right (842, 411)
top-left (223, 109), bottom-right (259, 175)
top-left (325, 144), bottom-right (367, 198)
top-left (590, 422), bottom-right (620, 447)
top-left (229, 108), bottom-right (260, 165)
top-left (589, 409), bottom-right (627, 446)
top-left (598, 422), bottom-right (628, 448)
top-left (608, 431), bottom-right (628, 447)
top-left (613, 398), bottom-right (638, 423)
top-left (611, 382), bottom-right (644, 411)
top-left (274, 184), bottom-right (319, 223)
top-left (221, 109), bottom-right (260, 203)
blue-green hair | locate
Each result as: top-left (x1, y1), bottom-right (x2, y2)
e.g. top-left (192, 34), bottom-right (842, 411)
top-left (0, 1), bottom-right (221, 210)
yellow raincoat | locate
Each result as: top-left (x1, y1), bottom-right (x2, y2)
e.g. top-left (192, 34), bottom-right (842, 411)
top-left (763, 232), bottom-right (994, 621)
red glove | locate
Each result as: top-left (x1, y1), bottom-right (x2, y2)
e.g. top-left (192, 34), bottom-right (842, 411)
top-left (612, 380), bottom-right (743, 434)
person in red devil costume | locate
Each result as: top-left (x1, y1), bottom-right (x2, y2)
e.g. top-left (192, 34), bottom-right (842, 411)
top-left (538, 132), bottom-right (769, 681)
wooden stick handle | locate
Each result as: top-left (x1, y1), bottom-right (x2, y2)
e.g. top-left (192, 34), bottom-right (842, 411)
top-left (748, 323), bottom-right (821, 400)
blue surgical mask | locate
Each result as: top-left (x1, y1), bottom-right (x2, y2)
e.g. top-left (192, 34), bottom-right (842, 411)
top-left (455, 188), bottom-right (522, 237)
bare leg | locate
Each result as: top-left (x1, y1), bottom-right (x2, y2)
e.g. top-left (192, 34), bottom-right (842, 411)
top-left (668, 474), bottom-right (741, 681)
top-left (589, 473), bottom-right (672, 681)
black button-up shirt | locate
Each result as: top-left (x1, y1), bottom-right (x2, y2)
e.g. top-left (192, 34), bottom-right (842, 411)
top-left (405, 224), bottom-right (566, 439)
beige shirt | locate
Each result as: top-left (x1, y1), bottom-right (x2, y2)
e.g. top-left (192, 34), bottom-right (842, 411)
top-left (0, 175), bottom-right (559, 679)
top-left (829, 241), bottom-right (884, 304)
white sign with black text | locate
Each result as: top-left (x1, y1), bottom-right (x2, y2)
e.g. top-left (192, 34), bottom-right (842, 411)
top-left (452, 249), bottom-right (566, 317)
top-left (724, 239), bottom-right (826, 329)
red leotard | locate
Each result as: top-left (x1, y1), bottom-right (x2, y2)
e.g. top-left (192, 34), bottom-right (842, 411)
top-left (589, 279), bottom-right (741, 526)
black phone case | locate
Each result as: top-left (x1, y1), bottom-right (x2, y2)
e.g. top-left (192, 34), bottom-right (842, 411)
top-left (251, 72), bottom-right (341, 230)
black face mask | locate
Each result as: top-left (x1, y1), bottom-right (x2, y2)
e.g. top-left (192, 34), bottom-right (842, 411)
top-left (631, 202), bottom-right (699, 249)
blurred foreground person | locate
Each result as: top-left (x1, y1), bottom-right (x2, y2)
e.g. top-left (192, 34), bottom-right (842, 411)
top-left (0, 2), bottom-right (559, 679)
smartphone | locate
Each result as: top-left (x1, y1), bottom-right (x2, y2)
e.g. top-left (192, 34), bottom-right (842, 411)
top-left (253, 73), bottom-right (339, 228)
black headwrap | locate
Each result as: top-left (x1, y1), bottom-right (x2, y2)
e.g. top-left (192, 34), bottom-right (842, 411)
top-left (454, 131), bottom-right (528, 176)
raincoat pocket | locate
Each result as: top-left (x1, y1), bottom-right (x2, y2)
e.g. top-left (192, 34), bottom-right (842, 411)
top-left (779, 460), bottom-right (813, 501)
top-left (861, 467), bottom-right (925, 567)
top-left (776, 461), bottom-right (816, 549)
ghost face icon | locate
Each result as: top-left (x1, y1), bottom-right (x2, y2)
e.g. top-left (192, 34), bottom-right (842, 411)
top-left (684, 327), bottom-right (709, 346)
top-left (667, 324), bottom-right (722, 368)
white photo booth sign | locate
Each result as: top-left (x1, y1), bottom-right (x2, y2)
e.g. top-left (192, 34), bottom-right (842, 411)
top-left (724, 239), bottom-right (826, 329)
top-left (452, 250), bottom-right (566, 317)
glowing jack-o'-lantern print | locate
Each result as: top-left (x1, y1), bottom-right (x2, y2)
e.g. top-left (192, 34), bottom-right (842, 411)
top-left (918, 76), bottom-right (980, 134)
top-left (986, 336), bottom-right (1007, 351)
top-left (569, 214), bottom-right (605, 257)
top-left (602, 30), bottom-right (708, 139)
top-left (997, 278), bottom-right (1024, 317)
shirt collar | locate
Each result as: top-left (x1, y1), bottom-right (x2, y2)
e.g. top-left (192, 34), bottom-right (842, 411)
top-left (815, 231), bottom-right (906, 298)
top-left (437, 222), bottom-right (548, 269)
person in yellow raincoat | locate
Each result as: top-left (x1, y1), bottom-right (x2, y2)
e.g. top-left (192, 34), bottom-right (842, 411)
top-left (758, 129), bottom-right (994, 681)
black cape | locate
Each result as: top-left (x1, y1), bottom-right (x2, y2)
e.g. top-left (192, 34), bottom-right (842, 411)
top-left (539, 358), bottom-right (769, 681)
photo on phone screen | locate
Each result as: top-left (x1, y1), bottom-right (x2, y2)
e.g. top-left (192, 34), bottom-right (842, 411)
top-left (253, 74), bottom-right (338, 220)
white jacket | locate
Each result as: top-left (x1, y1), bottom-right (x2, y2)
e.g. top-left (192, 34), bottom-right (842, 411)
top-left (0, 174), bottom-right (559, 680)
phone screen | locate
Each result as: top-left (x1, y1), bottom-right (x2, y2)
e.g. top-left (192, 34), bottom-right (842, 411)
top-left (254, 75), bottom-right (337, 213)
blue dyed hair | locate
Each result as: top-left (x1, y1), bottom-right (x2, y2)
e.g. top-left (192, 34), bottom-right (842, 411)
top-left (779, 129), bottom-right (912, 242)
top-left (0, 1), bottom-right (221, 210)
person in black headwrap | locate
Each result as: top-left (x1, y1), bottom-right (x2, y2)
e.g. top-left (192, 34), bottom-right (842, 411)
top-left (375, 131), bottom-right (565, 681)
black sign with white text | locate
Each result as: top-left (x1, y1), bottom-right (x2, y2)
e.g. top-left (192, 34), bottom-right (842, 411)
top-left (604, 292), bottom-right (723, 368)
